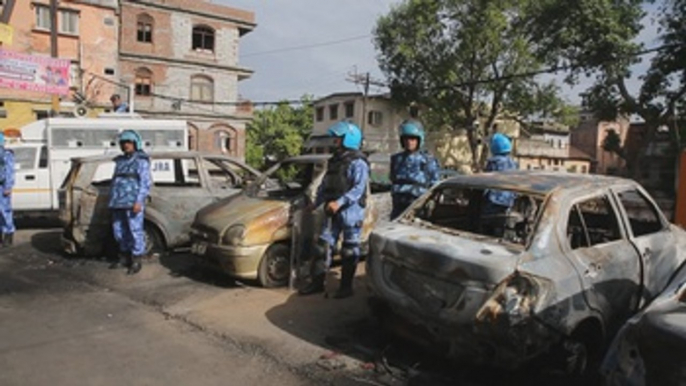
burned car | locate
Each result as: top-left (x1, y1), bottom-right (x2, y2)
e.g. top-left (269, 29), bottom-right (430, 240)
top-left (367, 171), bottom-right (686, 374)
top-left (601, 261), bottom-right (686, 386)
top-left (60, 152), bottom-right (260, 256)
top-left (190, 154), bottom-right (379, 287)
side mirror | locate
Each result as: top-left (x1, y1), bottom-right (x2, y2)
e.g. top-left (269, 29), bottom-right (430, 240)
top-left (14, 164), bottom-right (21, 171)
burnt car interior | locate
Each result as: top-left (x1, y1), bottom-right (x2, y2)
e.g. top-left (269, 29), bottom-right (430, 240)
top-left (409, 186), bottom-right (542, 245)
top-left (567, 196), bottom-right (622, 250)
top-left (251, 162), bottom-right (322, 199)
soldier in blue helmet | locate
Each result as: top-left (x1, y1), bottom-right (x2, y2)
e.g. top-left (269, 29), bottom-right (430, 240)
top-left (389, 120), bottom-right (440, 219)
top-left (109, 130), bottom-right (151, 274)
top-left (299, 121), bottom-right (369, 299)
top-left (0, 132), bottom-right (15, 247)
top-left (481, 133), bottom-right (518, 236)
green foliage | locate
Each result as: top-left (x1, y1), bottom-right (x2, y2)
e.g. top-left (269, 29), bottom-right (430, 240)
top-left (374, 0), bottom-right (559, 168)
top-left (246, 96), bottom-right (313, 171)
top-left (529, 0), bottom-right (685, 177)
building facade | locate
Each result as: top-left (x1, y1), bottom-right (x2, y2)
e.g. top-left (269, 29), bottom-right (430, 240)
top-left (117, 0), bottom-right (255, 158)
top-left (571, 112), bottom-right (630, 175)
top-left (0, 0), bottom-right (120, 129)
top-left (515, 138), bottom-right (593, 173)
top-left (312, 92), bottom-right (414, 154)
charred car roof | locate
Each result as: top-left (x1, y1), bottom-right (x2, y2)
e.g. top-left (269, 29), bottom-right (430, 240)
top-left (440, 171), bottom-right (632, 196)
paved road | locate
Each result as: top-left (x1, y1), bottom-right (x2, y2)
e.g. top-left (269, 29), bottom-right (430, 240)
top-left (0, 228), bottom-right (563, 386)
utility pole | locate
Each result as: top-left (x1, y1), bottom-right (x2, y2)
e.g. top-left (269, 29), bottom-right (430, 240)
top-left (50, 0), bottom-right (60, 116)
top-left (346, 71), bottom-right (386, 137)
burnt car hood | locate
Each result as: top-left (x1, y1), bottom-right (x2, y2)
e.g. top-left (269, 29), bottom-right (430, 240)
top-left (194, 193), bottom-right (289, 235)
top-left (370, 221), bottom-right (522, 285)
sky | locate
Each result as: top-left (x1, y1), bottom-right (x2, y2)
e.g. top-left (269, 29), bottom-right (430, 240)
top-left (218, 0), bottom-right (661, 106)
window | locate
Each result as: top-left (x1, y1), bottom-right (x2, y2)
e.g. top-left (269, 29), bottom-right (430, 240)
top-left (572, 196), bottom-right (622, 247)
top-left (192, 25), bottom-right (215, 52)
top-left (59, 11), bottom-right (78, 35)
top-left (344, 102), bottom-right (355, 118)
top-left (412, 186), bottom-right (543, 245)
top-left (368, 110), bottom-right (383, 126)
top-left (12, 147), bottom-right (37, 171)
top-left (35, 5), bottom-right (51, 30)
top-left (134, 68), bottom-right (152, 96)
top-left (215, 131), bottom-right (233, 154)
top-left (39, 146), bottom-right (48, 169)
top-left (136, 14), bottom-right (153, 43)
top-left (329, 104), bottom-right (338, 120)
top-left (316, 107), bottom-right (324, 122)
top-left (617, 190), bottom-right (664, 236)
top-left (150, 158), bottom-right (201, 187)
top-left (190, 75), bottom-right (214, 102)
top-left (567, 205), bottom-right (589, 250)
top-left (201, 159), bottom-right (241, 190)
top-left (581, 165), bottom-right (588, 173)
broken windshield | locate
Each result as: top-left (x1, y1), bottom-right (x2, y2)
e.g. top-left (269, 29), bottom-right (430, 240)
top-left (405, 185), bottom-right (544, 246)
top-left (247, 160), bottom-right (325, 199)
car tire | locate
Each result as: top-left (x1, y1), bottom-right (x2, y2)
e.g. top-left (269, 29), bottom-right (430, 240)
top-left (144, 223), bottom-right (165, 257)
top-left (257, 243), bottom-right (291, 288)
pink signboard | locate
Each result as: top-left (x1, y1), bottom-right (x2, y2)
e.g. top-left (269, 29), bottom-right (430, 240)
top-left (0, 49), bottom-right (70, 95)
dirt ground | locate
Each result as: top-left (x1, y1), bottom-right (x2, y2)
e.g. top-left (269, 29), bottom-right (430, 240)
top-left (0, 227), bottom-right (571, 386)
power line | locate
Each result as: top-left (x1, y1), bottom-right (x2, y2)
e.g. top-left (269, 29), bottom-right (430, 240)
top-left (241, 35), bottom-right (371, 58)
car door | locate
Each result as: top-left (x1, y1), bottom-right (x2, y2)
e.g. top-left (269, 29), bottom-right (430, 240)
top-left (147, 156), bottom-right (216, 246)
top-left (612, 187), bottom-right (677, 303)
top-left (564, 192), bottom-right (642, 325)
top-left (10, 146), bottom-right (40, 210)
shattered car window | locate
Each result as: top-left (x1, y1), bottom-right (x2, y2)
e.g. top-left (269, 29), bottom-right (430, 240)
top-left (616, 189), bottom-right (664, 237)
top-left (407, 186), bottom-right (543, 245)
top-left (575, 196), bottom-right (622, 246)
top-left (248, 161), bottom-right (323, 199)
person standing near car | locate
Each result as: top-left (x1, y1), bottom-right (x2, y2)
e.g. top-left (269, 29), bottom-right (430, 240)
top-left (0, 132), bottom-right (15, 247)
top-left (109, 130), bottom-right (151, 275)
top-left (389, 120), bottom-right (440, 219)
top-left (481, 133), bottom-right (518, 236)
top-left (299, 121), bottom-right (369, 299)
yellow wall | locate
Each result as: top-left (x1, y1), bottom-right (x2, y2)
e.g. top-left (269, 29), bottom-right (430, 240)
top-left (0, 100), bottom-right (106, 131)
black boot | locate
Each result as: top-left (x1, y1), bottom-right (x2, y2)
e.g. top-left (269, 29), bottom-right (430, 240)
top-left (109, 253), bottom-right (130, 269)
top-left (299, 274), bottom-right (325, 296)
top-left (333, 261), bottom-right (357, 299)
top-left (2, 233), bottom-right (13, 248)
top-left (127, 255), bottom-right (142, 275)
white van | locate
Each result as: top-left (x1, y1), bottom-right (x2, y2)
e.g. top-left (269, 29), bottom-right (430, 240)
top-left (6, 117), bottom-right (188, 215)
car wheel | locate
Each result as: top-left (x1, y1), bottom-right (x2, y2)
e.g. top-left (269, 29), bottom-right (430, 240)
top-left (144, 223), bottom-right (165, 257)
top-left (258, 243), bottom-right (291, 288)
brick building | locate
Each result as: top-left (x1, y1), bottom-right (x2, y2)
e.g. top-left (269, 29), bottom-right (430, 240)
top-left (570, 111), bottom-right (630, 175)
top-left (0, 0), bottom-right (120, 129)
top-left (117, 0), bottom-right (255, 158)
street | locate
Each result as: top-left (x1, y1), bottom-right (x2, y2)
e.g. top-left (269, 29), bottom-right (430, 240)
top-left (0, 227), bottom-right (568, 386)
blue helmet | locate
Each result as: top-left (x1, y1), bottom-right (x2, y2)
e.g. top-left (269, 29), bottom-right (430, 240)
top-left (0, 132), bottom-right (4, 147)
top-left (490, 133), bottom-right (512, 155)
top-left (119, 129), bottom-right (143, 151)
top-left (327, 121), bottom-right (362, 150)
top-left (399, 120), bottom-right (425, 148)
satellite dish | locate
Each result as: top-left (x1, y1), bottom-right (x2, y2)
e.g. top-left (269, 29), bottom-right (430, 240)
top-left (74, 104), bottom-right (89, 118)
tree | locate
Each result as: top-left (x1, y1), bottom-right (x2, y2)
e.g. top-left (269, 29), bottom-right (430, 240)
top-left (505, 80), bottom-right (580, 129)
top-left (246, 96), bottom-right (313, 171)
top-left (374, 0), bottom-right (555, 169)
top-left (528, 0), bottom-right (685, 178)
top-left (602, 129), bottom-right (626, 159)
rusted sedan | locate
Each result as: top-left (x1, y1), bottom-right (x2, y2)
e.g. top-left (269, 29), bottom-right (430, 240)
top-left (190, 154), bottom-right (379, 287)
top-left (60, 152), bottom-right (260, 256)
top-left (366, 171), bottom-right (686, 376)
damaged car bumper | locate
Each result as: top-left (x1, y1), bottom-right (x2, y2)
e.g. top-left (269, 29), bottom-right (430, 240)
top-left (191, 238), bottom-right (268, 280)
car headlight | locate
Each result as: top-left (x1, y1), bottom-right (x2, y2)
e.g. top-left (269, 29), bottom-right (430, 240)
top-left (222, 225), bottom-right (246, 246)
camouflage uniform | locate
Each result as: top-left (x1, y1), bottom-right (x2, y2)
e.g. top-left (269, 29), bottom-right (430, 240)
top-left (390, 151), bottom-right (440, 219)
top-left (0, 144), bottom-right (15, 246)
